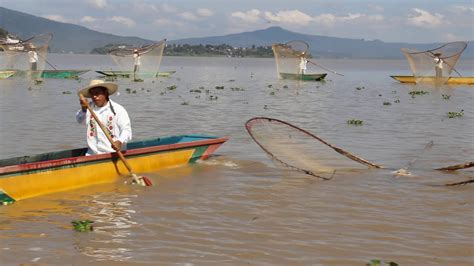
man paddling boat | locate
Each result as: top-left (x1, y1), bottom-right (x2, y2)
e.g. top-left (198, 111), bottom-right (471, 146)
top-left (76, 79), bottom-right (132, 155)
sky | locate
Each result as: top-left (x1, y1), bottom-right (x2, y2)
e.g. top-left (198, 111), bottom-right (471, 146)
top-left (2, 0), bottom-right (473, 43)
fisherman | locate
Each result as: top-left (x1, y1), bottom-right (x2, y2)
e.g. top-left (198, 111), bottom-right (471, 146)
top-left (27, 49), bottom-right (38, 71)
top-left (76, 79), bottom-right (132, 155)
top-left (299, 53), bottom-right (308, 75)
top-left (133, 49), bottom-right (141, 80)
top-left (433, 52), bottom-right (444, 77)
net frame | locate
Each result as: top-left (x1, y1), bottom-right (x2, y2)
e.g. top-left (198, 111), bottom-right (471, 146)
top-left (0, 33), bottom-right (52, 79)
top-left (245, 117), bottom-right (382, 180)
top-left (401, 41), bottom-right (467, 84)
top-left (272, 40), bottom-right (310, 77)
top-left (108, 39), bottom-right (166, 79)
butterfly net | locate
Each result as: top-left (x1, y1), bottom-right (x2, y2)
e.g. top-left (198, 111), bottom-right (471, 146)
top-left (401, 41), bottom-right (467, 85)
top-left (0, 33), bottom-right (52, 80)
top-left (108, 39), bottom-right (166, 80)
top-left (272, 40), bottom-right (309, 77)
top-left (245, 117), bottom-right (381, 179)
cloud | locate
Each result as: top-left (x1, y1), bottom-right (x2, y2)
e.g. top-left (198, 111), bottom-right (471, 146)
top-left (408, 8), bottom-right (443, 28)
top-left (264, 10), bottom-right (313, 26)
top-left (179, 12), bottom-right (199, 21)
top-left (196, 8), bottom-right (213, 17)
top-left (43, 15), bottom-right (69, 23)
top-left (452, 5), bottom-right (474, 12)
top-left (109, 16), bottom-right (136, 28)
top-left (80, 16), bottom-right (98, 23)
top-left (161, 3), bottom-right (178, 13)
top-left (231, 9), bottom-right (263, 24)
top-left (87, 0), bottom-right (107, 9)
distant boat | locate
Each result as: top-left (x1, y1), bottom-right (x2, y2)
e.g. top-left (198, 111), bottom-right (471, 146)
top-left (96, 70), bottom-right (176, 78)
top-left (0, 134), bottom-right (228, 205)
top-left (1, 69), bottom-right (90, 79)
top-left (0, 70), bottom-right (15, 80)
top-left (393, 41), bottom-right (470, 85)
top-left (272, 40), bottom-right (330, 82)
top-left (279, 72), bottom-right (327, 81)
top-left (391, 75), bottom-right (473, 85)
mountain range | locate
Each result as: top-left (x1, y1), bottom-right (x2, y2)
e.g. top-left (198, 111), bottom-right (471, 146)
top-left (1, 6), bottom-right (472, 59)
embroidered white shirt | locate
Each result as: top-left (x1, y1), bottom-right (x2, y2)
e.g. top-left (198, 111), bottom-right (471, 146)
top-left (133, 53), bottom-right (141, 66)
top-left (76, 99), bottom-right (132, 155)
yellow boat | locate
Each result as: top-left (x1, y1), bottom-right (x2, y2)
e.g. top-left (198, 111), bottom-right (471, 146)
top-left (391, 75), bottom-right (474, 85)
top-left (0, 134), bottom-right (228, 205)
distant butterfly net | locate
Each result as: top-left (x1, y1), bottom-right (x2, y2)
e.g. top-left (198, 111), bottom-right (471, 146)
top-left (401, 41), bottom-right (467, 85)
top-left (108, 39), bottom-right (166, 80)
top-left (271, 40), bottom-right (309, 77)
top-left (245, 117), bottom-right (382, 180)
top-left (0, 33), bottom-right (52, 80)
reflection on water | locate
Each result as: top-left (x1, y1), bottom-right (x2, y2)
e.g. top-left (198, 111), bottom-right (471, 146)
top-left (0, 55), bottom-right (473, 265)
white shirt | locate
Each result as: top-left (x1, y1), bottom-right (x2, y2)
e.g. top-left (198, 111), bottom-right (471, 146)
top-left (76, 99), bottom-right (132, 155)
top-left (299, 57), bottom-right (307, 70)
top-left (133, 53), bottom-right (141, 66)
top-left (28, 51), bottom-right (38, 63)
top-left (434, 57), bottom-right (443, 69)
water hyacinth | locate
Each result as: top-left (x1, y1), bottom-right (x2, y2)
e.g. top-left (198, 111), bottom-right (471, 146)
top-left (347, 119), bottom-right (363, 125)
top-left (447, 110), bottom-right (464, 118)
top-left (71, 220), bottom-right (94, 232)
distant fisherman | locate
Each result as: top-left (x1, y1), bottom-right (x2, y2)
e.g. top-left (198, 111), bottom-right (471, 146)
top-left (76, 79), bottom-right (132, 155)
top-left (433, 52), bottom-right (444, 77)
top-left (133, 49), bottom-right (141, 80)
top-left (28, 49), bottom-right (38, 71)
top-left (299, 53), bottom-right (308, 75)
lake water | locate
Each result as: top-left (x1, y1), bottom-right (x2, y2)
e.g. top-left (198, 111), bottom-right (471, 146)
top-left (0, 55), bottom-right (473, 265)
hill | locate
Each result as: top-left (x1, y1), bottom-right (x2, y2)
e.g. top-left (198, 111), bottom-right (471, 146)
top-left (0, 7), bottom-right (156, 53)
top-left (1, 6), bottom-right (472, 58)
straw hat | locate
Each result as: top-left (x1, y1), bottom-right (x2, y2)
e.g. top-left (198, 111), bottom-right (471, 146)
top-left (78, 79), bottom-right (118, 98)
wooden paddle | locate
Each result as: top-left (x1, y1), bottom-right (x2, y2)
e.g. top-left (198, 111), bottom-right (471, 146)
top-left (79, 94), bottom-right (152, 186)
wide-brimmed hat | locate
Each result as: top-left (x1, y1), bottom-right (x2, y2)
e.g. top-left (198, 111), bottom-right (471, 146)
top-left (77, 79), bottom-right (118, 98)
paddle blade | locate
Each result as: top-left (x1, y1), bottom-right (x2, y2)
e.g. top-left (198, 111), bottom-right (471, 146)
top-left (131, 174), bottom-right (153, 186)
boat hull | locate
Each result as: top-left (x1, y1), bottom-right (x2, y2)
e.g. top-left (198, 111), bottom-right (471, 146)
top-left (3, 69), bottom-right (90, 79)
top-left (96, 70), bottom-right (176, 78)
top-left (391, 75), bottom-right (474, 85)
top-left (0, 135), bottom-right (227, 204)
top-left (279, 72), bottom-right (327, 81)
top-left (0, 70), bottom-right (16, 79)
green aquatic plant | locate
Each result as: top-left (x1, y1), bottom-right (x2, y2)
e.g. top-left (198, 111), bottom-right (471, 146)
top-left (394, 99), bottom-right (400, 103)
top-left (215, 86), bottom-right (224, 90)
top-left (447, 110), bottom-right (464, 118)
top-left (347, 119), bottom-right (363, 125)
top-left (34, 79), bottom-right (43, 85)
top-left (166, 85), bottom-right (177, 91)
top-left (355, 86), bottom-right (365, 90)
top-left (181, 101), bottom-right (189, 105)
top-left (267, 84), bottom-right (273, 88)
top-left (409, 90), bottom-right (429, 98)
top-left (189, 89), bottom-right (202, 93)
top-left (270, 92), bottom-right (275, 96)
top-left (230, 87), bottom-right (244, 91)
top-left (283, 85), bottom-right (288, 89)
top-left (62, 91), bottom-right (72, 94)
top-left (366, 259), bottom-right (398, 266)
top-left (383, 101), bottom-right (391, 106)
top-left (442, 94), bottom-right (451, 100)
top-left (72, 220), bottom-right (94, 232)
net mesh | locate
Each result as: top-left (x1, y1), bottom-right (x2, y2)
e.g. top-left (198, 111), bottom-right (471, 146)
top-left (401, 41), bottom-right (467, 85)
top-left (245, 117), bottom-right (381, 179)
top-left (0, 33), bottom-right (52, 79)
top-left (272, 40), bottom-right (309, 77)
top-left (108, 39), bottom-right (166, 80)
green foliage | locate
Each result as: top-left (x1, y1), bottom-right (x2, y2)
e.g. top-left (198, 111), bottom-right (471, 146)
top-left (383, 101), bottom-right (391, 106)
top-left (366, 259), bottom-right (398, 266)
top-left (163, 43), bottom-right (274, 57)
top-left (347, 119), bottom-right (364, 125)
top-left (447, 110), bottom-right (464, 118)
top-left (442, 94), bottom-right (451, 100)
top-left (72, 220), bottom-right (94, 232)
top-left (409, 90), bottom-right (429, 98)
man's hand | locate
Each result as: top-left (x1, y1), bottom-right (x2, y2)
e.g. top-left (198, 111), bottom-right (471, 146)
top-left (112, 140), bottom-right (122, 151)
top-left (79, 94), bottom-right (88, 112)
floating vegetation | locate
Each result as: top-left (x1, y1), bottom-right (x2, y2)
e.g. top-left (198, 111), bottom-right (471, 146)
top-left (166, 85), bottom-right (177, 91)
top-left (355, 86), bottom-right (365, 90)
top-left (189, 89), bottom-right (202, 93)
top-left (264, 105), bottom-right (268, 109)
top-left (447, 110), bottom-right (464, 118)
top-left (366, 259), bottom-right (398, 266)
top-left (125, 88), bottom-right (131, 93)
top-left (133, 78), bottom-right (144, 82)
top-left (409, 90), bottom-right (429, 97)
top-left (72, 220), bottom-right (94, 232)
top-left (394, 99), bottom-right (400, 103)
top-left (104, 76), bottom-right (117, 82)
top-left (383, 101), bottom-right (392, 106)
top-left (34, 79), bottom-right (43, 85)
top-left (442, 94), bottom-right (451, 100)
top-left (181, 101), bottom-right (189, 105)
top-left (62, 91), bottom-right (72, 94)
top-left (267, 84), bottom-right (273, 88)
top-left (208, 95), bottom-right (218, 100)
top-left (230, 87), bottom-right (244, 91)
top-left (270, 92), bottom-right (275, 96)
top-left (215, 86), bottom-right (224, 90)
top-left (283, 85), bottom-right (288, 89)
top-left (347, 119), bottom-right (364, 125)
top-left (228, 79), bottom-right (235, 82)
